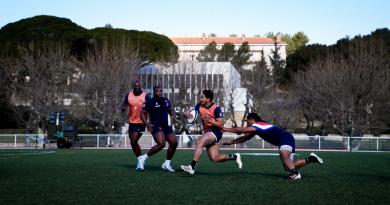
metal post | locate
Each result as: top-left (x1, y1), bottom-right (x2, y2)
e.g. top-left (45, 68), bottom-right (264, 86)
top-left (347, 137), bottom-right (350, 151)
top-left (262, 139), bottom-right (264, 149)
top-left (377, 138), bottom-right (379, 151)
top-left (318, 136), bottom-right (321, 150)
top-left (234, 136), bottom-right (237, 149)
top-left (179, 135), bottom-right (182, 148)
top-left (124, 134), bottom-right (127, 148)
top-left (14, 135), bottom-right (17, 148)
top-left (97, 134), bottom-right (100, 148)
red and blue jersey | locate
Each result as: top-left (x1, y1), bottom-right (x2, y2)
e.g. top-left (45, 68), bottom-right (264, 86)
top-left (250, 121), bottom-right (295, 147)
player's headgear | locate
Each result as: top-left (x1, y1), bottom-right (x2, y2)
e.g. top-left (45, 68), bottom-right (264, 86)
top-left (202, 89), bottom-right (213, 101)
top-left (247, 113), bottom-right (262, 122)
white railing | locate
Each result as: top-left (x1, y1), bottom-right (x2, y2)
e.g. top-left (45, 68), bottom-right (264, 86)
top-left (0, 133), bottom-right (389, 152)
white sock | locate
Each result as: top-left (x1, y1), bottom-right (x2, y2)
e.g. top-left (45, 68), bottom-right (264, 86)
top-left (144, 154), bottom-right (149, 159)
top-left (165, 160), bottom-right (171, 165)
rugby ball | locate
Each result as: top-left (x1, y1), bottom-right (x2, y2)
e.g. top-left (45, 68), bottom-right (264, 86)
top-left (186, 109), bottom-right (198, 124)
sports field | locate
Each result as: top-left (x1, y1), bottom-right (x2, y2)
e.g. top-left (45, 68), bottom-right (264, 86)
top-left (0, 149), bottom-right (389, 205)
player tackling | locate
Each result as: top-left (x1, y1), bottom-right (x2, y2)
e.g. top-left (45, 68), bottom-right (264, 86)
top-left (223, 113), bottom-right (323, 180)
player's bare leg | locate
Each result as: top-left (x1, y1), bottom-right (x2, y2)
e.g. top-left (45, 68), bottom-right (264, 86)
top-left (165, 133), bottom-right (178, 160)
top-left (138, 132), bottom-right (166, 170)
top-left (280, 150), bottom-right (301, 180)
top-left (206, 144), bottom-right (242, 168)
top-left (181, 132), bottom-right (215, 174)
top-left (181, 132), bottom-right (242, 174)
top-left (294, 159), bottom-right (307, 169)
top-left (280, 150), bottom-right (295, 170)
top-left (206, 144), bottom-right (229, 162)
top-left (147, 132), bottom-right (166, 156)
top-left (295, 153), bottom-right (323, 169)
top-left (193, 132), bottom-right (216, 161)
top-left (129, 132), bottom-right (142, 157)
top-left (161, 133), bottom-right (177, 172)
top-left (130, 132), bottom-right (144, 170)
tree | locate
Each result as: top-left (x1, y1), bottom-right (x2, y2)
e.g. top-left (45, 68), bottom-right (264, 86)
top-left (229, 34), bottom-right (237, 37)
top-left (265, 31), bottom-right (309, 56)
top-left (89, 28), bottom-right (178, 64)
top-left (236, 50), bottom-right (297, 129)
top-left (293, 38), bottom-right (390, 136)
top-left (285, 43), bottom-right (328, 82)
top-left (217, 42), bottom-right (235, 62)
top-left (0, 55), bottom-right (19, 128)
top-left (0, 15), bottom-right (89, 58)
top-left (78, 39), bottom-right (143, 133)
top-left (231, 42), bottom-right (252, 69)
top-left (197, 41), bottom-right (218, 62)
top-left (270, 40), bottom-right (286, 86)
top-left (104, 24), bottom-right (113, 29)
top-left (289, 32), bottom-right (309, 55)
top-left (0, 15), bottom-right (179, 63)
top-left (1, 43), bottom-right (75, 131)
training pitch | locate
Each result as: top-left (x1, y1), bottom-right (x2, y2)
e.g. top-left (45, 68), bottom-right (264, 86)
top-left (0, 149), bottom-right (389, 205)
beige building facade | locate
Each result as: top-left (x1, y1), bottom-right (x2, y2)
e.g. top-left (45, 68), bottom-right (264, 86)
top-left (170, 36), bottom-right (287, 67)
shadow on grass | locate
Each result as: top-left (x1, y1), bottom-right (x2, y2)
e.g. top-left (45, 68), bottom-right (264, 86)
top-left (176, 170), bottom-right (286, 178)
top-left (117, 163), bottom-right (171, 172)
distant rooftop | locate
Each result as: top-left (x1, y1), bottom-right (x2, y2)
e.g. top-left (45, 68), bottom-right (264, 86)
top-left (170, 37), bottom-right (285, 44)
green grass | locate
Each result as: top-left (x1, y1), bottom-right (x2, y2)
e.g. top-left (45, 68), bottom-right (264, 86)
top-left (0, 149), bottom-right (389, 205)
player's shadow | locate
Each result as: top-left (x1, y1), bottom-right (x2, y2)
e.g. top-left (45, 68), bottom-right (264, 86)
top-left (178, 170), bottom-right (285, 178)
top-left (118, 163), bottom-right (169, 172)
top-left (346, 173), bottom-right (390, 180)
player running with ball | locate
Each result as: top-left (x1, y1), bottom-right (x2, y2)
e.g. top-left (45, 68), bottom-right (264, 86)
top-left (181, 90), bottom-right (242, 175)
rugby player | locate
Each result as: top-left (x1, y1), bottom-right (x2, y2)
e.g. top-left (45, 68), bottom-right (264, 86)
top-left (121, 80), bottom-right (150, 170)
top-left (223, 113), bottom-right (323, 180)
top-left (181, 90), bottom-right (242, 175)
top-left (138, 86), bottom-right (178, 172)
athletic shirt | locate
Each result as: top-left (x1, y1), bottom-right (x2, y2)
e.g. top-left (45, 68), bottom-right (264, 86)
top-left (194, 103), bottom-right (223, 132)
top-left (250, 121), bottom-right (293, 146)
top-left (144, 97), bottom-right (172, 127)
top-left (125, 91), bottom-right (147, 124)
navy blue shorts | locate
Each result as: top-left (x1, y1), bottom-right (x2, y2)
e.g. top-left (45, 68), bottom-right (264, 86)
top-left (205, 128), bottom-right (223, 144)
top-left (151, 125), bottom-right (174, 136)
top-left (279, 133), bottom-right (296, 153)
top-left (128, 123), bottom-right (145, 133)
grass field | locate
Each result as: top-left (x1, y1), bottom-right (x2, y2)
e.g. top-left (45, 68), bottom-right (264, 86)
top-left (0, 149), bottom-right (389, 205)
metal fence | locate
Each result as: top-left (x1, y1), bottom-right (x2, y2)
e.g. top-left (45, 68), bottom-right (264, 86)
top-left (1, 133), bottom-right (390, 152)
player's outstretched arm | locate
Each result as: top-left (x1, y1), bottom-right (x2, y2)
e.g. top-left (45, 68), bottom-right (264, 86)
top-left (224, 126), bottom-right (256, 134)
top-left (223, 133), bottom-right (256, 145)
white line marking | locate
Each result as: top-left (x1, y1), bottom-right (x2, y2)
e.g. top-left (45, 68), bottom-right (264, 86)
top-left (240, 152), bottom-right (299, 156)
top-left (0, 151), bottom-right (56, 156)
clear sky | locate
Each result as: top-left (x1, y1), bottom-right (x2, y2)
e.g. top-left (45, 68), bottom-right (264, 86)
top-left (1, 0), bottom-right (389, 45)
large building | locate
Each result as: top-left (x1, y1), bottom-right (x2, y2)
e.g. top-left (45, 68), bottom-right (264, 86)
top-left (138, 62), bottom-right (241, 109)
top-left (138, 62), bottom-right (246, 128)
top-left (170, 35), bottom-right (287, 66)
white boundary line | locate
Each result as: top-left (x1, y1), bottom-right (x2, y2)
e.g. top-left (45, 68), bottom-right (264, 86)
top-left (0, 150), bottom-right (56, 156)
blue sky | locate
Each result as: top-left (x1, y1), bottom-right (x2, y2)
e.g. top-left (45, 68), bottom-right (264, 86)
top-left (1, 0), bottom-right (389, 45)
